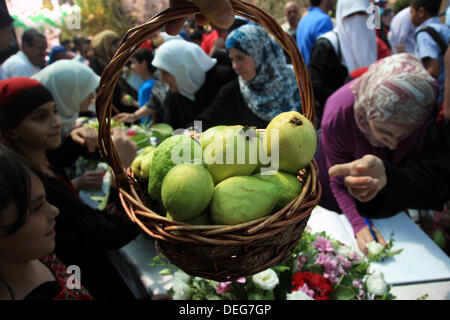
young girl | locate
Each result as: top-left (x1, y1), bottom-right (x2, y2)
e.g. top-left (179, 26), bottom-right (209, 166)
top-left (0, 77), bottom-right (140, 300)
top-left (0, 145), bottom-right (93, 300)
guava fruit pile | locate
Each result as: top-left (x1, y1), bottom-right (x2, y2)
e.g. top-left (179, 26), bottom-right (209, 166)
top-left (131, 111), bottom-right (317, 226)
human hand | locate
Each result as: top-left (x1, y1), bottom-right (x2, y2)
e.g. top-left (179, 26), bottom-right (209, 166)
top-left (113, 112), bottom-right (136, 124)
top-left (111, 127), bottom-right (138, 168)
top-left (356, 226), bottom-right (387, 256)
top-left (70, 125), bottom-right (99, 153)
top-left (72, 170), bottom-right (105, 191)
top-left (165, 0), bottom-right (235, 35)
top-left (329, 155), bottom-right (387, 202)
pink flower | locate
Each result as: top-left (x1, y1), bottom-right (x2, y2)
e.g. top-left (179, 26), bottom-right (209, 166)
top-left (336, 255), bottom-right (352, 270)
top-left (235, 277), bottom-right (246, 284)
top-left (216, 277), bottom-right (246, 294)
top-left (312, 236), bottom-right (334, 253)
top-left (315, 253), bottom-right (337, 270)
top-left (298, 283), bottom-right (315, 299)
top-left (217, 281), bottom-right (232, 294)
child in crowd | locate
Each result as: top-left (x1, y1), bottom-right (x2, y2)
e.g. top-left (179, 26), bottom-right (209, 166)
top-left (0, 145), bottom-right (93, 300)
top-left (0, 78), bottom-right (140, 300)
top-left (410, 0), bottom-right (450, 105)
top-left (129, 48), bottom-right (157, 125)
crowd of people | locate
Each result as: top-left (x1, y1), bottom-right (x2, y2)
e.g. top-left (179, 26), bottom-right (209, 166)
top-left (0, 0), bottom-right (449, 300)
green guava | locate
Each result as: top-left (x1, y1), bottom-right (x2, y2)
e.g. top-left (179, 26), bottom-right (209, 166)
top-left (263, 111), bottom-right (317, 174)
top-left (252, 170), bottom-right (302, 210)
top-left (203, 126), bottom-right (259, 185)
top-left (131, 146), bottom-right (156, 179)
top-left (201, 125), bottom-right (227, 151)
top-left (210, 176), bottom-right (280, 225)
top-left (148, 135), bottom-right (203, 202)
top-left (161, 163), bottom-right (214, 221)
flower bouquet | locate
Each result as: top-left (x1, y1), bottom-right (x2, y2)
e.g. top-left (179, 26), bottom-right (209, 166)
top-left (152, 228), bottom-right (402, 300)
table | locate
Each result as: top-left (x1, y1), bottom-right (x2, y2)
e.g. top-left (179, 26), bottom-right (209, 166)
top-left (110, 228), bottom-right (450, 300)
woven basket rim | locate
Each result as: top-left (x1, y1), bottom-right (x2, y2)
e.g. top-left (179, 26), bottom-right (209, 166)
top-left (94, 0), bottom-right (320, 249)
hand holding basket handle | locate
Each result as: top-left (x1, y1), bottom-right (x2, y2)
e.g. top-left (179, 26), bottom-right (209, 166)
top-left (95, 0), bottom-right (320, 282)
top-left (165, 0), bottom-right (235, 35)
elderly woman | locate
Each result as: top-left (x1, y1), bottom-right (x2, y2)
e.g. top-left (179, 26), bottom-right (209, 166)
top-left (194, 24), bottom-right (302, 130)
top-left (32, 60), bottom-right (100, 135)
top-left (317, 53), bottom-right (438, 255)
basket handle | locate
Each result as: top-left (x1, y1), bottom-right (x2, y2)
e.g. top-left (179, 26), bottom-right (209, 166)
top-left (95, 0), bottom-right (316, 188)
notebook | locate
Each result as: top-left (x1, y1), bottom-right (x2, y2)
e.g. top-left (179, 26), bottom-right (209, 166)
top-left (306, 206), bottom-right (450, 285)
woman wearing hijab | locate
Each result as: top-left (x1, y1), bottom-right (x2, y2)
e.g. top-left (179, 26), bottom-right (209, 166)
top-left (32, 59), bottom-right (100, 135)
top-left (149, 39), bottom-right (236, 129)
top-left (89, 30), bottom-right (138, 114)
top-left (308, 0), bottom-right (378, 125)
top-left (0, 77), bottom-right (140, 300)
top-left (194, 24), bottom-right (302, 130)
top-left (317, 53), bottom-right (438, 255)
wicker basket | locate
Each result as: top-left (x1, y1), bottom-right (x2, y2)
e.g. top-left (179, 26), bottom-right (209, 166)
top-left (95, 0), bottom-right (321, 282)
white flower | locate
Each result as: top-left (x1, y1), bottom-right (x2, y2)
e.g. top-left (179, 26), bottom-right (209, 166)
top-left (286, 290), bottom-right (314, 300)
top-left (173, 270), bottom-right (191, 283)
top-left (367, 241), bottom-right (384, 256)
top-left (171, 271), bottom-right (192, 300)
top-left (366, 270), bottom-right (388, 296)
top-left (336, 245), bottom-right (353, 258)
top-left (252, 268), bottom-right (279, 290)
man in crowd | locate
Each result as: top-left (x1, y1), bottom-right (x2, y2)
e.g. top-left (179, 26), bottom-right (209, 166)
top-left (296, 0), bottom-right (336, 65)
top-left (282, 1), bottom-right (301, 41)
top-left (2, 28), bottom-right (47, 78)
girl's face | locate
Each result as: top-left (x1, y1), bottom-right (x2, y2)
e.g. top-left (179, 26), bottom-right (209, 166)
top-left (159, 68), bottom-right (178, 92)
top-left (0, 173), bottom-right (59, 262)
top-left (368, 120), bottom-right (422, 150)
top-left (228, 48), bottom-right (257, 81)
top-left (13, 101), bottom-right (63, 151)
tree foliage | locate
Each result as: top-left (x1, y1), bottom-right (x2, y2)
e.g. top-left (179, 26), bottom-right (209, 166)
top-left (60, 0), bottom-right (136, 40)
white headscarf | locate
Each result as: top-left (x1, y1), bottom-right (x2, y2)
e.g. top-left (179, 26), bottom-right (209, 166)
top-left (335, 0), bottom-right (377, 73)
top-left (151, 40), bottom-right (217, 101)
top-left (33, 60), bottom-right (100, 132)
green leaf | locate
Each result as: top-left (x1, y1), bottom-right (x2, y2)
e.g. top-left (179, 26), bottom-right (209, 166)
top-left (334, 286), bottom-right (356, 300)
top-left (158, 268), bottom-right (172, 276)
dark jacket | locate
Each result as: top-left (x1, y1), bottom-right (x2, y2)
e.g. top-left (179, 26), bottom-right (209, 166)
top-left (357, 121), bottom-right (450, 219)
top-left (159, 64), bottom-right (236, 129)
top-left (194, 79), bottom-right (269, 130)
top-left (45, 136), bottom-right (141, 300)
top-left (308, 36), bottom-right (348, 124)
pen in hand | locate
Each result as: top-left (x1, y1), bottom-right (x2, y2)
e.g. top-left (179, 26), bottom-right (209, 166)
top-left (364, 218), bottom-right (378, 242)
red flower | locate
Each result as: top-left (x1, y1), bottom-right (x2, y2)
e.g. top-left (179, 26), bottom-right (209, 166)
top-left (291, 272), bottom-right (334, 300)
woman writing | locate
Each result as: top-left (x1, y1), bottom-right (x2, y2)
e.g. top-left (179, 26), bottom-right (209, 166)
top-left (317, 53), bottom-right (438, 254)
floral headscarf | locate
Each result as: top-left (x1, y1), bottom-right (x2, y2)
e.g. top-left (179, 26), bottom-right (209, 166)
top-left (225, 24), bottom-right (302, 122)
top-left (90, 30), bottom-right (120, 71)
top-left (350, 53), bottom-right (437, 147)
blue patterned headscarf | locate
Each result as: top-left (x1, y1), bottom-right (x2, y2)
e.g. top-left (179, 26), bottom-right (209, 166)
top-left (225, 24), bottom-right (302, 121)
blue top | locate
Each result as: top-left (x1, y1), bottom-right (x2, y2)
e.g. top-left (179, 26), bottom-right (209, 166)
top-left (415, 17), bottom-right (450, 105)
top-left (296, 7), bottom-right (334, 66)
top-left (138, 78), bottom-right (155, 125)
